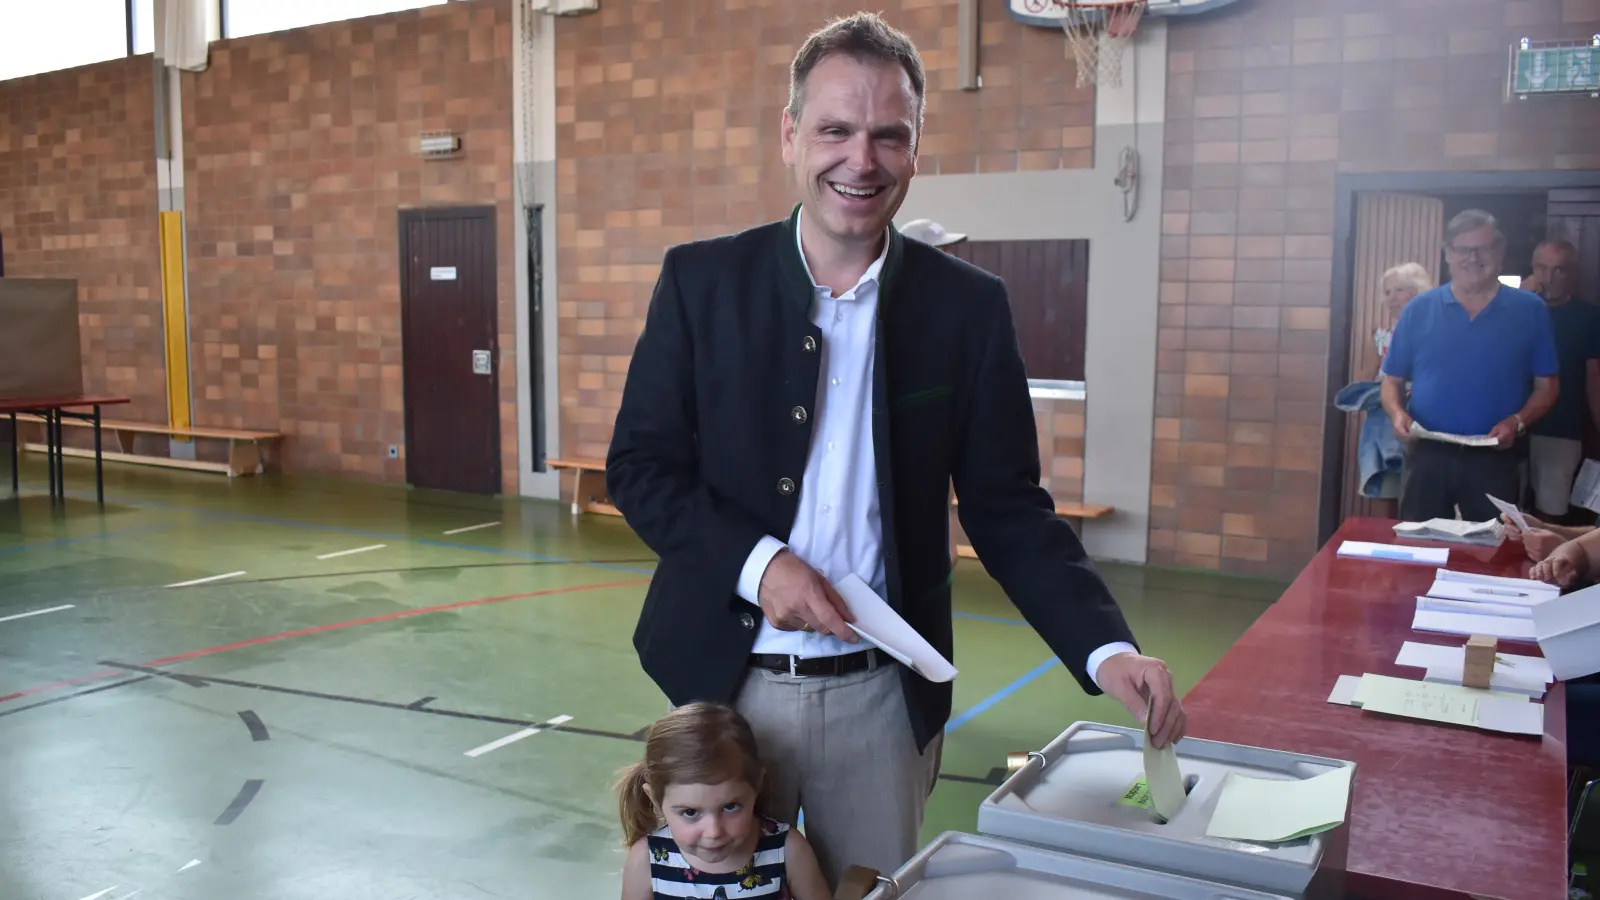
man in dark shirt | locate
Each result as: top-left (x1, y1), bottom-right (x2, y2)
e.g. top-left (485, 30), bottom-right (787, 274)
top-left (1380, 210), bottom-right (1560, 522)
top-left (1523, 239), bottom-right (1600, 520)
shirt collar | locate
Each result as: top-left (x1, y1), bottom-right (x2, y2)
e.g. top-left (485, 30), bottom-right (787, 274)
top-left (795, 207), bottom-right (889, 297)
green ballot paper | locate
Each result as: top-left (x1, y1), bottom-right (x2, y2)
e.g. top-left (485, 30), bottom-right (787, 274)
top-left (1204, 765), bottom-right (1353, 843)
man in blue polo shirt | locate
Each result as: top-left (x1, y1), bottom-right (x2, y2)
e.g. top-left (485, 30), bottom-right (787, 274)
top-left (1380, 209), bottom-right (1560, 522)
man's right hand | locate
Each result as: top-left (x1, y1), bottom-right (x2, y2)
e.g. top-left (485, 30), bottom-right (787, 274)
top-left (1391, 411), bottom-right (1414, 442)
top-left (757, 550), bottom-right (859, 642)
top-left (1531, 540), bottom-right (1587, 587)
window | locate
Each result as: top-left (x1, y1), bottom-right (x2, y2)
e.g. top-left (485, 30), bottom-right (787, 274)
top-left (946, 240), bottom-right (1090, 383)
top-left (222, 0), bottom-right (447, 39)
top-left (132, 0), bottom-right (156, 55)
top-left (0, 0), bottom-right (129, 82)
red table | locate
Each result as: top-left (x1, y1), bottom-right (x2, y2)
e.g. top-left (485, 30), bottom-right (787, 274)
top-left (1183, 518), bottom-right (1568, 900)
top-left (1, 394), bottom-right (131, 504)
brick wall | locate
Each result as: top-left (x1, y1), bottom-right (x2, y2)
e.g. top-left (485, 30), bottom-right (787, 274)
top-left (180, 0), bottom-right (518, 486)
top-left (0, 58), bottom-right (165, 420)
top-left (1153, 0), bottom-right (1600, 574)
top-left (553, 0), bottom-right (1097, 460)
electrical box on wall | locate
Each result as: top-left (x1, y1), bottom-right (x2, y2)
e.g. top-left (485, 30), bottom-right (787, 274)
top-left (530, 0), bottom-right (598, 15)
top-left (417, 131), bottom-right (461, 159)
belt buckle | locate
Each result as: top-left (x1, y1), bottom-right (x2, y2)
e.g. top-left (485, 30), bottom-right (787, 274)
top-left (788, 654), bottom-right (808, 679)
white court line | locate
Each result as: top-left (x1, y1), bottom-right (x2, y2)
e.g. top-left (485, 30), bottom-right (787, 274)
top-left (443, 521), bottom-right (501, 535)
top-left (316, 544), bottom-right (386, 560)
top-left (463, 715), bottom-right (572, 758)
top-left (0, 604), bottom-right (73, 624)
top-left (77, 888), bottom-right (119, 900)
top-left (177, 860), bottom-right (202, 873)
top-left (166, 571), bottom-right (246, 589)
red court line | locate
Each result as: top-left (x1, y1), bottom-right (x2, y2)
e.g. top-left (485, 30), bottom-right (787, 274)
top-left (0, 577), bottom-right (649, 705)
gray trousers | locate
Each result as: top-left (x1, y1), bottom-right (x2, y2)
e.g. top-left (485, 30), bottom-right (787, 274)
top-left (730, 661), bottom-right (943, 886)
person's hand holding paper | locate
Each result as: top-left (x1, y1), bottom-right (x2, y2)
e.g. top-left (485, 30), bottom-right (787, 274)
top-left (834, 574), bottom-right (957, 682)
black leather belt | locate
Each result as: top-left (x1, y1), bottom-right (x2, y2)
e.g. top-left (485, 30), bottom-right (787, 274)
top-left (749, 647), bottom-right (891, 677)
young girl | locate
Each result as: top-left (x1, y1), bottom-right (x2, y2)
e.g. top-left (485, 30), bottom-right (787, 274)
top-left (616, 702), bottom-right (830, 900)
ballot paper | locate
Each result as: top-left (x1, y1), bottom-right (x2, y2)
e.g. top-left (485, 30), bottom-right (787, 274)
top-left (1391, 518), bottom-right (1503, 546)
top-left (1348, 673), bottom-right (1544, 736)
top-left (1203, 765), bottom-right (1353, 844)
top-left (1337, 541), bottom-right (1449, 565)
top-left (1412, 608), bottom-right (1536, 642)
top-left (1394, 640), bottom-right (1554, 684)
top-left (1572, 459), bottom-right (1600, 513)
top-left (835, 574), bottom-right (957, 682)
top-left (1416, 595), bottom-right (1534, 619)
top-left (1486, 494), bottom-right (1531, 533)
top-left (1410, 422), bottom-right (1500, 447)
top-left (1142, 695), bottom-right (1186, 822)
top-left (1423, 664), bottom-right (1546, 698)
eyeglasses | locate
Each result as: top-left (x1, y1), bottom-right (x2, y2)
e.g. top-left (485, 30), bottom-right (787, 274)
top-left (1445, 243), bottom-right (1498, 260)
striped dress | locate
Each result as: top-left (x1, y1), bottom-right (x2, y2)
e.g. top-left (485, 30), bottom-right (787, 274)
top-left (646, 816), bottom-right (790, 899)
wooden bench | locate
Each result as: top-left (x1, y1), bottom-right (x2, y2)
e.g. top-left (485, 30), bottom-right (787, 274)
top-left (949, 496), bottom-right (1114, 561)
top-left (18, 415), bottom-right (283, 478)
top-left (546, 457), bottom-right (621, 516)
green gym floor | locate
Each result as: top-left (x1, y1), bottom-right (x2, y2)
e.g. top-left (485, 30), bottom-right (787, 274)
top-left (0, 456), bottom-right (1284, 900)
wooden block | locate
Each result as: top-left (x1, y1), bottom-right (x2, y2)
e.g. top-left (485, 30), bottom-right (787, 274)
top-left (834, 866), bottom-right (881, 900)
top-left (1463, 634), bottom-right (1497, 689)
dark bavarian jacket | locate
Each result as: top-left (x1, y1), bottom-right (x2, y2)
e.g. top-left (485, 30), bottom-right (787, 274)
top-left (606, 206), bottom-right (1137, 750)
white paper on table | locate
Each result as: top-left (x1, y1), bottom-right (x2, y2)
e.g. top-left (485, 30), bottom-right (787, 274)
top-left (1395, 640), bottom-right (1553, 683)
top-left (1412, 608), bottom-right (1536, 641)
top-left (1571, 459), bottom-right (1600, 512)
top-left (1433, 568), bottom-right (1559, 593)
top-left (1485, 494), bottom-right (1532, 533)
top-left (1422, 664), bottom-right (1547, 698)
top-left (1416, 595), bottom-right (1534, 619)
top-left (1476, 696), bottom-right (1545, 735)
top-left (1326, 674), bottom-right (1363, 706)
top-left (1423, 578), bottom-right (1554, 607)
top-left (834, 574), bottom-right (958, 683)
top-left (1531, 582), bottom-right (1600, 681)
top-left (1336, 541), bottom-right (1449, 565)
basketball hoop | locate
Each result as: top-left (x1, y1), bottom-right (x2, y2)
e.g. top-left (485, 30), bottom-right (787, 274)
top-left (1057, 0), bottom-right (1146, 88)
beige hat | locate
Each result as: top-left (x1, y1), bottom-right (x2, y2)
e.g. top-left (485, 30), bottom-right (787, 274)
top-left (899, 218), bottom-right (968, 247)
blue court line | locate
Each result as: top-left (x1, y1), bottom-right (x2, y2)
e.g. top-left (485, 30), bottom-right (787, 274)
top-left (16, 481), bottom-right (658, 576)
top-left (0, 523), bottom-right (180, 557)
top-left (952, 610), bottom-right (1026, 626)
top-left (944, 657), bottom-right (1060, 734)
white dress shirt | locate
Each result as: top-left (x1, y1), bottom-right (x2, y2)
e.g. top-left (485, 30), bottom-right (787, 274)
top-left (734, 211), bottom-right (1134, 687)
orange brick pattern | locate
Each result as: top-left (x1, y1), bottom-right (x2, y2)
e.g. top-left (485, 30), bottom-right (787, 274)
top-left (1152, 0), bottom-right (1600, 574)
top-left (552, 0), bottom-right (1096, 459)
top-left (180, 0), bottom-right (519, 487)
top-left (0, 58), bottom-right (165, 420)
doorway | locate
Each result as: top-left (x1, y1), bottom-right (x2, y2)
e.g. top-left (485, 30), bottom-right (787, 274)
top-left (398, 206), bottom-right (501, 495)
top-left (1320, 172), bottom-right (1600, 544)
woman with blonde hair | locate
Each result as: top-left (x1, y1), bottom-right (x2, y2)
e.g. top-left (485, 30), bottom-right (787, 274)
top-left (1365, 262), bottom-right (1431, 381)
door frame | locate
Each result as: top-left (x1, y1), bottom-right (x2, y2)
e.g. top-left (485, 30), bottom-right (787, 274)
top-left (1319, 170), bottom-right (1600, 546)
top-left (396, 204), bottom-right (501, 494)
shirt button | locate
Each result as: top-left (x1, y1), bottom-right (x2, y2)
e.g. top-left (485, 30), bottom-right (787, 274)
top-left (740, 612), bottom-right (756, 630)
top-left (834, 314), bottom-right (843, 323)
top-left (791, 405), bottom-right (808, 424)
top-left (827, 440), bottom-right (835, 451)
top-left (831, 377), bottom-right (840, 386)
top-left (822, 504), bottom-right (832, 513)
top-left (777, 477), bottom-right (796, 495)
top-left (802, 335), bottom-right (817, 353)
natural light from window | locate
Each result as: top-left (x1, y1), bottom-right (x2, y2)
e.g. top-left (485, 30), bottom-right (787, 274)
top-left (223, 0), bottom-right (448, 39)
top-left (0, 0), bottom-right (128, 83)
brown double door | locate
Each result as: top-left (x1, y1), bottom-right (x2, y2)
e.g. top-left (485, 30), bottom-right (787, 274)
top-left (398, 206), bottom-right (500, 495)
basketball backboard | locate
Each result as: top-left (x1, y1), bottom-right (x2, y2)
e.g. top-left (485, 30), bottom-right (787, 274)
top-left (1007, 0), bottom-right (1243, 29)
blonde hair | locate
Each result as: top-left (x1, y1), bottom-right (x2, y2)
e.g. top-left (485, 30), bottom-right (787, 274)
top-left (615, 702), bottom-right (768, 847)
top-left (1382, 262), bottom-right (1431, 295)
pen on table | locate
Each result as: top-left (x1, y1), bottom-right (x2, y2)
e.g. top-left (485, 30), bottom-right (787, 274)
top-left (1471, 587), bottom-right (1527, 597)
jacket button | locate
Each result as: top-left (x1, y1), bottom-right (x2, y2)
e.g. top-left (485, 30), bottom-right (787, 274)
top-left (777, 477), bottom-right (796, 495)
top-left (740, 612), bottom-right (756, 630)
top-left (803, 335), bottom-right (817, 353)
top-left (791, 405), bottom-right (808, 424)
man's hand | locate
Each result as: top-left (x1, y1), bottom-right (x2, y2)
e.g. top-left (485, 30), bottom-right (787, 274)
top-left (1391, 411), bottom-right (1414, 442)
top-left (1531, 540), bottom-right (1586, 587)
top-left (1488, 416), bottom-right (1520, 450)
top-left (1096, 652), bottom-right (1186, 748)
top-left (757, 550), bottom-right (858, 642)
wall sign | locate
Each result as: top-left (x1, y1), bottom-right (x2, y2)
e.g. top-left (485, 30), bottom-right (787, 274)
top-left (430, 266), bottom-right (457, 281)
top-left (1508, 38), bottom-right (1600, 99)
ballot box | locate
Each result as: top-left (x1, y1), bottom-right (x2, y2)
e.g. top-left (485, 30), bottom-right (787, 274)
top-left (855, 831), bottom-right (1295, 899)
top-left (975, 722), bottom-right (1356, 897)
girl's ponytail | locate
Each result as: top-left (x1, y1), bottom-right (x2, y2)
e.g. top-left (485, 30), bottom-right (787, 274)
top-left (615, 761), bottom-right (658, 847)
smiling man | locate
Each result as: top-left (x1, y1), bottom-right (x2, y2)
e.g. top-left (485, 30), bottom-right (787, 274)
top-left (605, 12), bottom-right (1185, 885)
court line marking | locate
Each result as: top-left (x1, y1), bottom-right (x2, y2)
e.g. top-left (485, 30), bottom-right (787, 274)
top-left (76, 888), bottom-right (119, 900)
top-left (177, 860), bottom-right (202, 873)
top-left (214, 779), bottom-right (264, 825)
top-left (0, 577), bottom-right (649, 706)
top-left (464, 714), bottom-right (573, 758)
top-left (443, 521), bottom-right (501, 535)
top-left (944, 657), bottom-right (1060, 734)
top-left (238, 710), bottom-right (270, 741)
top-left (166, 571), bottom-right (246, 589)
top-left (0, 604), bottom-right (74, 624)
top-left (315, 544), bottom-right (386, 560)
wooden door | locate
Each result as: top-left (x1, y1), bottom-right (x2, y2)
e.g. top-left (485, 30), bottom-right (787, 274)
top-left (1338, 192), bottom-right (1444, 522)
top-left (398, 206), bottom-right (501, 494)
top-left (946, 239), bottom-right (1089, 381)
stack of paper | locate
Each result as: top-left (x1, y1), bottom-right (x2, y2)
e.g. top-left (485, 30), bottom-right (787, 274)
top-left (1326, 673), bottom-right (1544, 736)
top-left (1531, 583), bottom-right (1600, 681)
top-left (1203, 765), bottom-right (1353, 844)
top-left (1411, 569), bottom-right (1558, 642)
top-left (1392, 518), bottom-right (1504, 546)
top-left (1410, 422), bottom-right (1499, 447)
top-left (1337, 541), bottom-right (1449, 565)
top-left (1394, 640), bottom-right (1551, 698)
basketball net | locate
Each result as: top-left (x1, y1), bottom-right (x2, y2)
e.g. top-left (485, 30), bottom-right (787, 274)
top-left (1059, 0), bottom-right (1146, 88)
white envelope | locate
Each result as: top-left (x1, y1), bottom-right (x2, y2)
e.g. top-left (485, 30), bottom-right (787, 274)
top-left (835, 574), bottom-right (958, 683)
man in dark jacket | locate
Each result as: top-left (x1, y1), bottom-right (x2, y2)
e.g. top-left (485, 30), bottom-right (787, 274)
top-left (606, 11), bottom-right (1185, 884)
